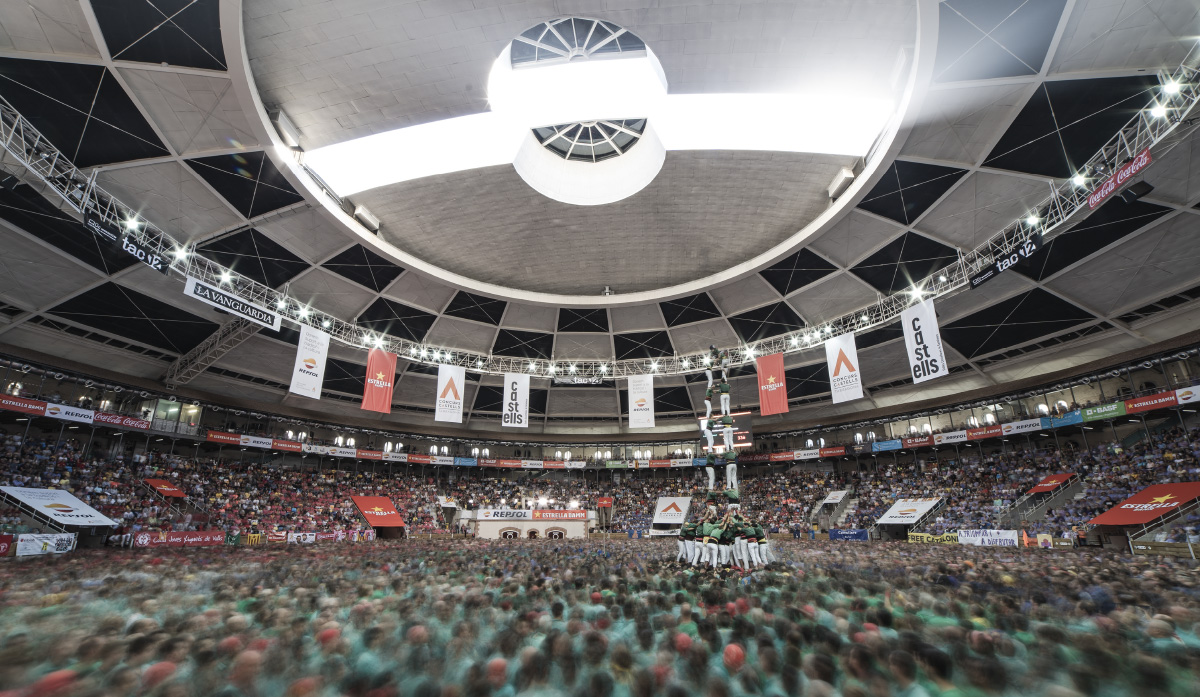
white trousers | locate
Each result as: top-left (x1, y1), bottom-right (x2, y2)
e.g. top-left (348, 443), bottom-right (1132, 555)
top-left (685, 539), bottom-right (695, 562)
top-left (708, 542), bottom-right (719, 568)
top-left (677, 539), bottom-right (687, 561)
top-left (705, 369), bottom-right (714, 387)
top-left (720, 544), bottom-right (731, 565)
top-left (760, 538), bottom-right (774, 563)
top-left (726, 462), bottom-right (738, 490)
top-left (723, 427), bottom-right (734, 450)
top-left (735, 537), bottom-right (748, 567)
top-left (691, 540), bottom-right (704, 565)
top-left (748, 541), bottom-right (761, 567)
top-left (720, 394), bottom-right (730, 415)
top-left (705, 429), bottom-right (715, 451)
top-left (704, 399), bottom-right (712, 419)
top-left (706, 466), bottom-right (716, 490)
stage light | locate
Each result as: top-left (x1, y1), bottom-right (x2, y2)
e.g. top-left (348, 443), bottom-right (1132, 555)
top-left (477, 360), bottom-right (483, 368)
top-left (298, 307), bottom-right (309, 318)
top-left (1025, 214), bottom-right (1039, 226)
top-left (650, 362), bottom-right (658, 371)
top-left (860, 314), bottom-right (869, 323)
top-left (173, 248), bottom-right (188, 260)
top-left (1072, 173), bottom-right (1087, 187)
top-left (276, 298), bottom-right (287, 309)
top-left (124, 218), bottom-right (139, 230)
top-left (937, 274), bottom-right (947, 283)
top-left (599, 365), bottom-right (608, 374)
top-left (547, 364), bottom-right (556, 373)
top-left (538, 497), bottom-right (548, 505)
top-left (570, 500), bottom-right (579, 508)
top-left (1149, 103), bottom-right (1167, 118)
top-left (1163, 80), bottom-right (1181, 95)
top-left (374, 337), bottom-right (384, 347)
top-left (219, 271), bottom-right (231, 283)
top-left (682, 359), bottom-right (691, 368)
top-left (789, 336), bottom-right (798, 347)
top-left (321, 320), bottom-right (330, 328)
top-left (569, 364), bottom-right (576, 373)
top-left (528, 362), bottom-right (537, 372)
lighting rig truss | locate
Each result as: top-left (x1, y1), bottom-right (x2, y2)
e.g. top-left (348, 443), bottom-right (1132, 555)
top-left (0, 47), bottom-right (1195, 382)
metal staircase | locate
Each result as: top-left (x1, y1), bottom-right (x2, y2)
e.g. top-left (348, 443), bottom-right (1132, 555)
top-left (999, 475), bottom-right (1083, 527)
top-left (138, 480), bottom-right (216, 529)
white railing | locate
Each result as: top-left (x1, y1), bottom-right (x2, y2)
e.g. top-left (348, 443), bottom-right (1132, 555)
top-left (0, 46), bottom-right (1196, 380)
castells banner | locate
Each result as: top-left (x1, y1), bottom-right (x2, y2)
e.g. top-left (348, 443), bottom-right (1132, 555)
top-left (133, 530), bottom-right (225, 549)
top-left (1088, 483), bottom-right (1200, 526)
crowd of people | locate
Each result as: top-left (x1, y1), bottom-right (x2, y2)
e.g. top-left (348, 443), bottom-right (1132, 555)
top-left (0, 537), bottom-right (1198, 697)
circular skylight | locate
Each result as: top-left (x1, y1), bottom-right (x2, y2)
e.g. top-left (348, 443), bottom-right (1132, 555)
top-left (510, 18), bottom-right (646, 67)
top-left (533, 119), bottom-right (646, 162)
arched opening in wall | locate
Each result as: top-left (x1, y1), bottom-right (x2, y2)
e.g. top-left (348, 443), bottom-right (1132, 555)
top-left (922, 424), bottom-right (932, 434)
top-left (527, 529), bottom-right (539, 539)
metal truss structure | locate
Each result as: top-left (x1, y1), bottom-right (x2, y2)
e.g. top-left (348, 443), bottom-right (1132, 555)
top-left (163, 319), bottom-right (261, 387)
top-left (0, 47), bottom-right (1196, 382)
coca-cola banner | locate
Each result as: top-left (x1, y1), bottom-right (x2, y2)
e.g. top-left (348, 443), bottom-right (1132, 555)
top-left (133, 530), bottom-right (226, 548)
top-left (1088, 147), bottom-right (1151, 209)
top-left (94, 412), bottom-right (151, 431)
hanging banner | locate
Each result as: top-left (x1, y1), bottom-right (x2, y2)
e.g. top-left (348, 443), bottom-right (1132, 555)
top-left (1088, 482), bottom-right (1200, 526)
top-left (903, 435), bottom-right (934, 448)
top-left (351, 496), bottom-right (406, 526)
top-left (628, 374), bottom-right (655, 428)
top-left (908, 532), bottom-right (959, 544)
top-left (872, 439), bottom-right (902, 452)
top-left (1088, 147), bottom-right (1152, 209)
top-left (0, 395), bottom-right (47, 415)
top-left (958, 529), bottom-right (1019, 547)
top-left (361, 348), bottom-right (397, 414)
top-left (117, 234), bottom-right (169, 275)
top-left (271, 439), bottom-right (303, 452)
top-left (1001, 418), bottom-right (1043, 435)
top-left (825, 332), bottom-right (863, 404)
top-left (0, 487), bottom-right (116, 526)
top-left (829, 529), bottom-right (869, 541)
top-left (182, 276), bottom-right (281, 330)
top-left (501, 372), bottom-right (530, 428)
top-left (1083, 402), bottom-right (1125, 421)
top-left (966, 425), bottom-right (1004, 440)
top-left (289, 324), bottom-right (330, 399)
top-left (652, 497), bottom-right (691, 525)
top-left (93, 412), bottom-right (151, 430)
top-left (901, 298), bottom-right (947, 384)
top-left (453, 457), bottom-right (477, 467)
top-left (1176, 385), bottom-right (1200, 405)
top-left (144, 479), bottom-right (186, 497)
top-left (356, 449), bottom-right (383, 460)
top-left (1028, 473), bottom-right (1074, 494)
top-left (969, 233), bottom-right (1044, 290)
top-left (1041, 411), bottom-right (1083, 428)
top-left (43, 403), bottom-right (94, 424)
top-left (819, 446), bottom-right (846, 458)
top-left (0, 534), bottom-right (10, 556)
top-left (755, 352), bottom-right (789, 416)
top-left (1124, 390), bottom-right (1177, 414)
top-left (133, 530), bottom-right (225, 548)
top-left (16, 533), bottom-right (76, 556)
top-left (598, 497), bottom-right (613, 508)
top-left (240, 435), bottom-right (272, 449)
top-left (435, 364), bottom-right (466, 423)
top-left (796, 448), bottom-right (821, 460)
top-left (876, 497), bottom-right (943, 524)
top-left (933, 430), bottom-right (966, 445)
top-left (206, 430), bottom-right (241, 444)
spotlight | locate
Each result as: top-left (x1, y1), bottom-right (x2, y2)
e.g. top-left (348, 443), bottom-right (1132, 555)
top-left (124, 218), bottom-right (140, 230)
top-left (1163, 81), bottom-right (1180, 95)
top-left (569, 365), bottom-right (576, 373)
top-left (219, 271), bottom-right (232, 283)
top-left (276, 298), bottom-right (287, 309)
top-left (1025, 215), bottom-right (1039, 226)
top-left (297, 307), bottom-right (309, 318)
top-left (321, 319), bottom-right (331, 328)
top-left (1071, 173), bottom-right (1087, 187)
top-left (1149, 103), bottom-right (1167, 118)
top-left (599, 365), bottom-right (607, 374)
top-left (173, 248), bottom-right (188, 260)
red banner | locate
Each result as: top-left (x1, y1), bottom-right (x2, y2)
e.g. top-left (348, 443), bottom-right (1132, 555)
top-left (206, 430), bottom-right (240, 444)
top-left (755, 352), bottom-right (789, 416)
top-left (1089, 482), bottom-right (1199, 526)
top-left (0, 534), bottom-right (12, 556)
top-left (315, 532), bottom-right (338, 542)
top-left (543, 461), bottom-right (565, 469)
top-left (406, 454), bottom-right (431, 464)
top-left (351, 495), bottom-right (406, 527)
top-left (133, 530), bottom-right (225, 548)
top-left (361, 348), bottom-right (397, 414)
top-left (272, 439), bottom-right (303, 452)
top-left (649, 459), bottom-right (671, 468)
top-left (903, 436), bottom-right (933, 448)
top-left (532, 510), bottom-right (587, 520)
top-left (770, 452), bottom-right (795, 462)
top-left (1088, 147), bottom-right (1151, 209)
top-left (356, 449), bottom-right (383, 460)
top-left (267, 532), bottom-right (287, 543)
top-left (1027, 473), bottom-right (1074, 494)
top-left (966, 425), bottom-right (1003, 441)
top-left (1124, 390), bottom-right (1178, 414)
top-left (740, 453), bottom-right (770, 463)
top-left (819, 447), bottom-right (845, 458)
top-left (144, 479), bottom-right (186, 498)
top-left (598, 497), bottom-right (613, 508)
top-left (93, 412), bottom-right (151, 430)
top-left (0, 395), bottom-right (46, 415)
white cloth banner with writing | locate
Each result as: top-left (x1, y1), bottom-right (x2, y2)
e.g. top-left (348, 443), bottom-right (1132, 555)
top-left (435, 364), bottom-right (466, 423)
top-left (825, 332), bottom-right (864, 404)
top-left (820, 490), bottom-right (848, 506)
top-left (16, 533), bottom-right (76, 556)
top-left (0, 487), bottom-right (116, 526)
top-left (876, 497), bottom-right (943, 524)
top-left (501, 372), bottom-right (529, 428)
top-left (289, 324), bottom-right (330, 399)
top-left (628, 374), bottom-right (655, 428)
top-left (958, 529), bottom-right (1019, 547)
top-left (901, 298), bottom-right (947, 384)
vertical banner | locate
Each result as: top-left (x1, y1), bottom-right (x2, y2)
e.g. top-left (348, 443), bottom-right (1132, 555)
top-left (435, 364), bottom-right (466, 423)
top-left (825, 332), bottom-right (863, 404)
top-left (501, 372), bottom-right (530, 428)
top-left (755, 352), bottom-right (789, 416)
top-left (360, 348), bottom-right (397, 413)
top-left (289, 324), bottom-right (330, 398)
top-left (628, 374), bottom-right (655, 428)
top-left (901, 298), bottom-right (947, 384)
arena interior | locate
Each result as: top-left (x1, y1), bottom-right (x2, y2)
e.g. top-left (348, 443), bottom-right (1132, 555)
top-left (0, 1), bottom-right (1200, 696)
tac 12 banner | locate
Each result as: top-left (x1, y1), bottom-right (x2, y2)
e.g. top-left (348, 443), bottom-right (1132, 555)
top-left (501, 372), bottom-right (529, 428)
top-left (755, 352), bottom-right (789, 416)
top-left (360, 348), bottom-right (397, 414)
top-left (628, 374), bottom-right (655, 428)
top-left (435, 364), bottom-right (466, 423)
top-left (824, 332), bottom-right (863, 404)
top-left (901, 298), bottom-right (947, 384)
top-left (289, 324), bottom-right (330, 399)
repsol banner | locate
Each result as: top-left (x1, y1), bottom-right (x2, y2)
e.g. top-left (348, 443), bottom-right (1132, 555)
top-left (908, 532), bottom-right (959, 544)
top-left (959, 530), bottom-right (1018, 546)
top-left (829, 529), bottom-right (868, 541)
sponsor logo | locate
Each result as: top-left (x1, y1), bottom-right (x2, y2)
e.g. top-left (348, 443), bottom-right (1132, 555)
top-left (635, 398), bottom-right (647, 408)
top-left (1088, 148), bottom-right (1152, 209)
top-left (367, 371), bottom-right (392, 389)
top-left (93, 412), bottom-right (151, 430)
top-left (186, 278), bottom-right (279, 329)
top-left (44, 503), bottom-right (75, 513)
top-left (303, 358), bottom-right (317, 369)
top-left (897, 508), bottom-right (917, 515)
top-left (832, 349), bottom-right (856, 376)
top-left (760, 374), bottom-right (784, 392)
top-left (483, 510), bottom-right (529, 519)
top-left (439, 378), bottom-right (460, 400)
top-left (136, 533), bottom-right (151, 547)
top-left (1120, 493), bottom-right (1180, 512)
top-left (661, 502), bottom-right (682, 513)
top-left (46, 405), bottom-right (61, 416)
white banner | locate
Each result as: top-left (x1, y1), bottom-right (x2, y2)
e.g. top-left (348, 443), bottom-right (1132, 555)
top-left (565, 461), bottom-right (587, 469)
top-left (287, 532), bottom-right (317, 544)
top-left (334, 447), bottom-right (356, 458)
top-left (501, 372), bottom-right (530, 428)
top-left (820, 490), bottom-right (848, 506)
top-left (478, 509), bottom-right (534, 520)
top-left (0, 487), bottom-right (116, 526)
top-left (877, 497), bottom-right (943, 524)
top-left (521, 460), bottom-right (543, 469)
top-left (796, 449), bottom-right (821, 460)
top-left (289, 324), bottom-right (330, 399)
top-left (43, 403), bottom-right (94, 424)
top-left (652, 497), bottom-right (692, 525)
top-left (435, 364), bottom-right (466, 423)
top-left (958, 529), bottom-right (1019, 547)
top-left (239, 435), bottom-right (272, 449)
top-left (1176, 385), bottom-right (1199, 405)
top-left (431, 456), bottom-right (454, 465)
top-left (16, 533), bottom-right (76, 556)
top-left (383, 452), bottom-right (407, 462)
top-left (933, 430), bottom-right (967, 444)
top-left (901, 298), bottom-right (947, 385)
top-left (436, 496), bottom-right (458, 508)
top-left (183, 276), bottom-right (281, 330)
top-left (1001, 418), bottom-right (1042, 435)
top-left (628, 374), bottom-right (655, 428)
top-left (825, 332), bottom-right (863, 404)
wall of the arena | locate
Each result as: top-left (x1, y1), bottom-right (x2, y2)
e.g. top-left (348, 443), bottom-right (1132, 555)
top-left (474, 519), bottom-right (587, 539)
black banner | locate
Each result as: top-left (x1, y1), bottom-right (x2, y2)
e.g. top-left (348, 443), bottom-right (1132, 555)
top-left (119, 235), bottom-right (169, 275)
top-left (83, 211), bottom-right (119, 243)
top-left (970, 233), bottom-right (1043, 290)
